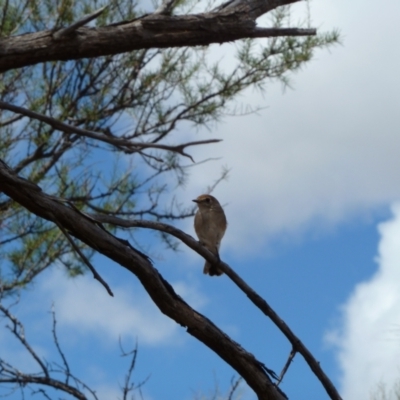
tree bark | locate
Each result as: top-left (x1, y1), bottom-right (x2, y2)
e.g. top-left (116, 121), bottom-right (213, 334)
top-left (0, 0), bottom-right (313, 73)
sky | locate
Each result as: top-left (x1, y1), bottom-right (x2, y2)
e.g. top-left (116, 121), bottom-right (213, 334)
top-left (2, 0), bottom-right (400, 399)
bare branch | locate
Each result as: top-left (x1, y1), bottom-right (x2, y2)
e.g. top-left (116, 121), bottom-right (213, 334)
top-left (0, 303), bottom-right (50, 379)
top-left (251, 27), bottom-right (316, 37)
top-left (54, 220), bottom-right (114, 297)
top-left (50, 305), bottom-right (71, 385)
top-left (120, 342), bottom-right (139, 400)
top-left (0, 372), bottom-right (89, 400)
top-left (89, 215), bottom-right (343, 400)
top-left (0, 305), bottom-right (100, 400)
top-left (276, 347), bottom-right (296, 386)
top-left (118, 341), bottom-right (149, 400)
top-left (227, 376), bottom-right (243, 400)
top-left (0, 100), bottom-right (221, 161)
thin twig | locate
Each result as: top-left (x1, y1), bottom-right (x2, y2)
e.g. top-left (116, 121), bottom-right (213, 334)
top-left (227, 376), bottom-right (242, 400)
top-left (251, 27), bottom-right (317, 37)
top-left (118, 339), bottom-right (150, 400)
top-left (276, 347), bottom-right (296, 386)
top-left (0, 304), bottom-right (50, 378)
top-left (54, 220), bottom-right (114, 297)
top-left (121, 340), bottom-right (136, 400)
top-left (50, 305), bottom-right (71, 385)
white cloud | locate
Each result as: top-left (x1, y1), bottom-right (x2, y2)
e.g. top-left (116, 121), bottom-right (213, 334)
top-left (36, 268), bottom-right (207, 346)
top-left (326, 203), bottom-right (400, 399)
top-left (172, 0), bottom-right (400, 255)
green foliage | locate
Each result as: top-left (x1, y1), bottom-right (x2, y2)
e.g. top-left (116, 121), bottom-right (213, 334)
top-left (0, 0), bottom-right (339, 295)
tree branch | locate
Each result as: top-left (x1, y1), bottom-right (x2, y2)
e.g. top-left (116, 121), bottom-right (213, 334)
top-left (250, 27), bottom-right (317, 38)
top-left (89, 215), bottom-right (343, 400)
top-left (0, 303), bottom-right (50, 379)
top-left (50, 305), bottom-right (71, 386)
top-left (0, 100), bottom-right (221, 161)
top-left (0, 0), bottom-right (315, 73)
top-left (0, 304), bottom-right (98, 400)
top-left (0, 373), bottom-right (89, 400)
top-left (0, 159), bottom-right (286, 400)
top-left (54, 220), bottom-right (114, 297)
top-left (277, 347), bottom-right (296, 386)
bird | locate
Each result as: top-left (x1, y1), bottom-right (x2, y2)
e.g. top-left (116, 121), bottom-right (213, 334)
top-left (193, 194), bottom-right (227, 276)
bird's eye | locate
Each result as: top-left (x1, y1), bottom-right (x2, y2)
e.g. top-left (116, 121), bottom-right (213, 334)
top-left (205, 198), bottom-right (211, 203)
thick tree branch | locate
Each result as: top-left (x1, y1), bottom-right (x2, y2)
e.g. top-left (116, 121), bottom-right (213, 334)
top-left (90, 216), bottom-right (343, 400)
top-left (0, 159), bottom-right (286, 400)
top-left (0, 0), bottom-right (314, 73)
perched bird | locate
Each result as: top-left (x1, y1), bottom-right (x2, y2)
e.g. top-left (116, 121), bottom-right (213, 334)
top-left (193, 194), bottom-right (227, 276)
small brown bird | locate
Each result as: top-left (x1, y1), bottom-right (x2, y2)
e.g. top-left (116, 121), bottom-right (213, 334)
top-left (193, 194), bottom-right (227, 276)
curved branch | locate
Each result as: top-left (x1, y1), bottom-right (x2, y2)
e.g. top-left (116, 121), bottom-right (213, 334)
top-left (0, 159), bottom-right (286, 400)
top-left (0, 304), bottom-right (50, 379)
top-left (54, 221), bottom-right (114, 297)
top-left (0, 374), bottom-right (89, 400)
top-left (90, 216), bottom-right (343, 400)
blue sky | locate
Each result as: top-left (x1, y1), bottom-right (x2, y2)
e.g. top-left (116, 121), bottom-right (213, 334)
top-left (2, 0), bottom-right (400, 399)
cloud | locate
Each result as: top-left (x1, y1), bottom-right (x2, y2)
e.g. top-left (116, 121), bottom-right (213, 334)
top-left (35, 268), bottom-right (206, 346)
top-left (326, 203), bottom-right (400, 399)
top-left (170, 0), bottom-right (400, 255)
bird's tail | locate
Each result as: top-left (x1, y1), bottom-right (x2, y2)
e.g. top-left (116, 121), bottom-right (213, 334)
top-left (203, 261), bottom-right (223, 276)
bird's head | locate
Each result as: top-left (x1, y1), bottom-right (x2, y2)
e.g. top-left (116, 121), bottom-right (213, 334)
top-left (192, 194), bottom-right (221, 210)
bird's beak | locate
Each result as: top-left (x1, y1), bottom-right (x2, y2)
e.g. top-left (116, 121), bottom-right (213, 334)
top-left (192, 199), bottom-right (199, 203)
